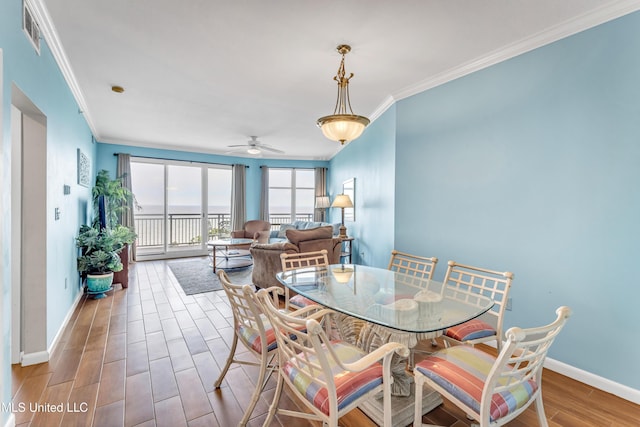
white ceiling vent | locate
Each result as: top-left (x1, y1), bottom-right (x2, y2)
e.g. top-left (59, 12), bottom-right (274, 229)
top-left (23, 0), bottom-right (41, 54)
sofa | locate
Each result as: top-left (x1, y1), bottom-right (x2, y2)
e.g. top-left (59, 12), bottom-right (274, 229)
top-left (269, 220), bottom-right (341, 243)
top-left (250, 225), bottom-right (343, 290)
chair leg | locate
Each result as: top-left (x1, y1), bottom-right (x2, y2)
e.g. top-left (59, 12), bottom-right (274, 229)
top-left (534, 393), bottom-right (549, 427)
top-left (263, 369), bottom-right (284, 427)
top-left (238, 351), bottom-right (273, 426)
top-left (214, 332), bottom-right (238, 388)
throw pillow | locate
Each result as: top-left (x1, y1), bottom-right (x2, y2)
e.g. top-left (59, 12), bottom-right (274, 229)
top-left (286, 226), bottom-right (333, 245)
top-left (277, 224), bottom-right (295, 238)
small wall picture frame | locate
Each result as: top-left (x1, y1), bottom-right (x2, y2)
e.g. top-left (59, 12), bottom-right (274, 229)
top-left (77, 148), bottom-right (91, 187)
top-left (343, 178), bottom-right (355, 222)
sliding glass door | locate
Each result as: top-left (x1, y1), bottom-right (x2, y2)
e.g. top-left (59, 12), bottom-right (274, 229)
top-left (131, 158), bottom-right (231, 260)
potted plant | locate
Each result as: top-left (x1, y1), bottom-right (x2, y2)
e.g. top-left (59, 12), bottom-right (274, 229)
top-left (76, 225), bottom-right (135, 298)
top-left (92, 169), bottom-right (138, 287)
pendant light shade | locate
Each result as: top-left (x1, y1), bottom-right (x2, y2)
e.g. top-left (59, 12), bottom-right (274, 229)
top-left (317, 114), bottom-right (369, 144)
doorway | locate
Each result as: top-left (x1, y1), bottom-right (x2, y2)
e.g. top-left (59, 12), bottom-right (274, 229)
top-left (11, 85), bottom-right (48, 365)
top-left (130, 158), bottom-right (232, 260)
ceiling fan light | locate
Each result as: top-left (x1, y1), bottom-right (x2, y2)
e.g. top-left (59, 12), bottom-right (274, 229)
top-left (317, 114), bottom-right (369, 145)
top-left (247, 147), bottom-right (261, 155)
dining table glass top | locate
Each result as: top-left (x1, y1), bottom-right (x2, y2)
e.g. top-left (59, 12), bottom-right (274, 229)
top-left (276, 264), bottom-right (495, 334)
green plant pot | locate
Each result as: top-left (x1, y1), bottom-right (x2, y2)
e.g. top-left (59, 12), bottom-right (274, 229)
top-left (86, 272), bottom-right (114, 299)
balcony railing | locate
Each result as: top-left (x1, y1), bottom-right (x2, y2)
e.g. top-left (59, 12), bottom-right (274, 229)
top-left (268, 213), bottom-right (314, 230)
top-left (134, 213), bottom-right (231, 248)
top-left (134, 212), bottom-right (315, 248)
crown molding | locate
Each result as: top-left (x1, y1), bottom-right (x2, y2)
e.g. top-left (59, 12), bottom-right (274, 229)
top-left (28, 0), bottom-right (99, 138)
top-left (391, 0), bottom-right (640, 103)
top-left (368, 94), bottom-right (395, 123)
top-left (100, 137), bottom-right (335, 162)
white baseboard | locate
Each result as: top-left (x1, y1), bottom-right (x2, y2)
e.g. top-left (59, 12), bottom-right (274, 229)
top-left (544, 358), bottom-right (640, 405)
top-left (3, 413), bottom-right (15, 427)
top-left (21, 290), bottom-right (84, 367)
top-left (20, 350), bottom-right (49, 366)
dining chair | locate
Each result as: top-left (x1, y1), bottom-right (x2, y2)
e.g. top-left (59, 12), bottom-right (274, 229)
top-left (442, 261), bottom-right (514, 353)
top-left (387, 250), bottom-right (438, 285)
top-left (413, 306), bottom-right (572, 427)
top-left (280, 249), bottom-right (329, 309)
top-left (387, 250), bottom-right (439, 364)
top-left (255, 288), bottom-right (409, 427)
top-left (214, 270), bottom-right (322, 426)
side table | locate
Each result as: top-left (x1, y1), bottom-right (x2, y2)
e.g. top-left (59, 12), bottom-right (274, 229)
top-left (340, 236), bottom-right (354, 263)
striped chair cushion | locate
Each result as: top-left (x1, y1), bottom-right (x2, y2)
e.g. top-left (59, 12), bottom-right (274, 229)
top-left (237, 314), bottom-right (278, 353)
top-left (415, 346), bottom-right (538, 422)
top-left (446, 318), bottom-right (496, 341)
top-left (283, 341), bottom-right (384, 415)
top-left (290, 294), bottom-right (315, 308)
top-left (238, 313), bottom-right (306, 353)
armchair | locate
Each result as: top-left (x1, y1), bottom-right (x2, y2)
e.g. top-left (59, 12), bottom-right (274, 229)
top-left (250, 226), bottom-right (342, 290)
top-left (230, 220), bottom-right (271, 249)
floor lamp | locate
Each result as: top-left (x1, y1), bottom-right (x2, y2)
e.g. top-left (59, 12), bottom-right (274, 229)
top-left (331, 194), bottom-right (353, 237)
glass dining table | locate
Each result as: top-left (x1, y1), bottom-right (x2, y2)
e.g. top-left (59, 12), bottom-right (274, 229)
top-left (276, 263), bottom-right (495, 426)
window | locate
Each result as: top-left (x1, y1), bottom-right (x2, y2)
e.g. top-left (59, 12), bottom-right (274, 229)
top-left (268, 168), bottom-right (314, 225)
top-left (130, 158), bottom-right (231, 259)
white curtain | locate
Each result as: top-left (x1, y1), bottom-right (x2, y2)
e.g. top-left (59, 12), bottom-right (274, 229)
top-left (116, 153), bottom-right (136, 260)
top-left (314, 167), bottom-right (327, 222)
top-left (230, 164), bottom-right (246, 231)
top-left (260, 166), bottom-right (269, 221)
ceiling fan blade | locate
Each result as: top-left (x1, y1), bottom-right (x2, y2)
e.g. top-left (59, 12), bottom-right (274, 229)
top-left (259, 145), bottom-right (285, 154)
top-left (227, 144), bottom-right (250, 148)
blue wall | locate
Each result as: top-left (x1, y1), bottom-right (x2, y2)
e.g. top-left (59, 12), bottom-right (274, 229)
top-left (332, 12), bottom-right (640, 390)
top-left (328, 105), bottom-right (397, 267)
top-left (96, 143), bottom-right (329, 220)
top-left (1, 0), bottom-right (96, 423)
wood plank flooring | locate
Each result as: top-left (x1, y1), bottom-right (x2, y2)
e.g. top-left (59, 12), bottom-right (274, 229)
top-left (11, 258), bottom-right (640, 426)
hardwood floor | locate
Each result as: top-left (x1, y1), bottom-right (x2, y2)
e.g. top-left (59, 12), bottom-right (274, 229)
top-left (11, 258), bottom-right (640, 427)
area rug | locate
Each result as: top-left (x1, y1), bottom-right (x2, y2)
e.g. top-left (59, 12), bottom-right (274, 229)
top-left (168, 257), bottom-right (253, 295)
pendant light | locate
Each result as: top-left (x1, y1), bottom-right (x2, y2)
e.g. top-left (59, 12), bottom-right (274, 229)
top-left (317, 45), bottom-right (370, 145)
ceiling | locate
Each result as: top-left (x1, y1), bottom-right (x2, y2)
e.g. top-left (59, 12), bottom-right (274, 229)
top-left (37, 0), bottom-right (640, 160)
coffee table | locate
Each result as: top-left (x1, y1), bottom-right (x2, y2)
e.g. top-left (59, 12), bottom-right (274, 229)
top-left (207, 238), bottom-right (254, 273)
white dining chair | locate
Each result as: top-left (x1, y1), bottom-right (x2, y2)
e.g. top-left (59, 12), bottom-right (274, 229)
top-left (214, 270), bottom-right (322, 426)
top-left (442, 261), bottom-right (514, 353)
top-left (413, 306), bottom-right (571, 427)
top-left (387, 250), bottom-right (439, 365)
top-left (280, 249), bottom-right (329, 309)
top-left (388, 250), bottom-right (438, 285)
top-left (255, 287), bottom-right (409, 427)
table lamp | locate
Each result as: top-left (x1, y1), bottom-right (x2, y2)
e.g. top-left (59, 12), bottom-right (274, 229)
top-left (331, 194), bottom-right (353, 237)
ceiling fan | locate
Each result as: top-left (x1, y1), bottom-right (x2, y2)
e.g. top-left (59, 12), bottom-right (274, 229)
top-left (227, 136), bottom-right (284, 155)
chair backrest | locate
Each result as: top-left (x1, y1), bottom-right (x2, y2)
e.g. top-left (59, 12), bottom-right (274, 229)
top-left (217, 270), bottom-right (270, 354)
top-left (244, 220), bottom-right (271, 233)
top-left (281, 249), bottom-right (329, 272)
top-left (443, 261), bottom-right (513, 331)
top-left (481, 306), bottom-right (571, 422)
top-left (387, 250), bottom-right (438, 288)
top-left (254, 288), bottom-right (341, 415)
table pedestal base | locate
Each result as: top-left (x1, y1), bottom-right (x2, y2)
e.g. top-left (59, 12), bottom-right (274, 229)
top-left (359, 382), bottom-right (442, 427)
